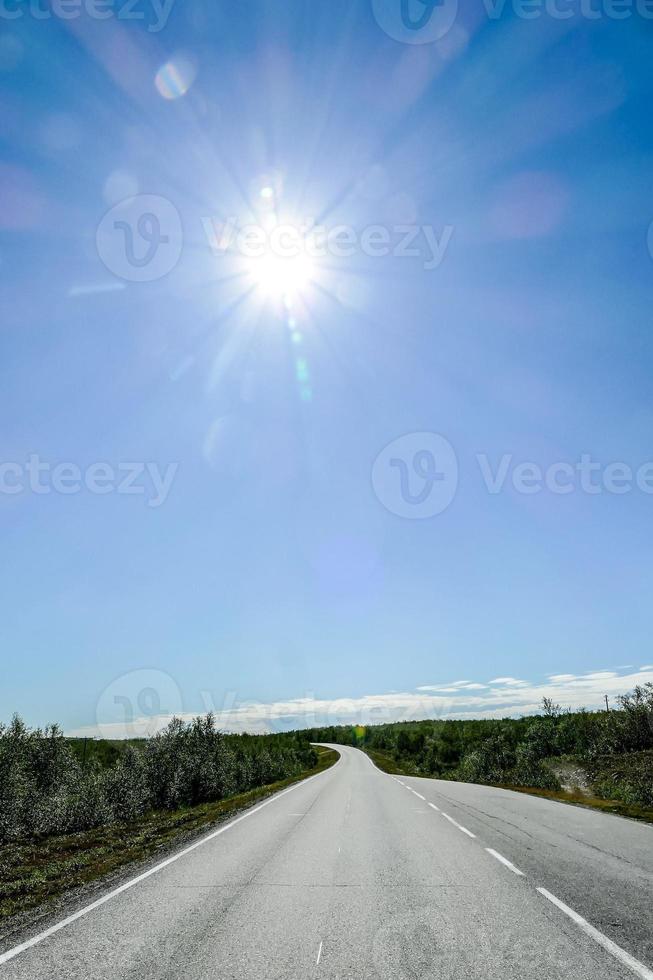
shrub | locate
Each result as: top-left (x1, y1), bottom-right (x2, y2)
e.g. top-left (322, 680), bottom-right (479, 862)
top-left (0, 714), bottom-right (317, 844)
top-left (304, 684), bottom-right (651, 800)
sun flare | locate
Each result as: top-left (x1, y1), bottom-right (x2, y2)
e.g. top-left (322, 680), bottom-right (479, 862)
top-left (250, 253), bottom-right (315, 300)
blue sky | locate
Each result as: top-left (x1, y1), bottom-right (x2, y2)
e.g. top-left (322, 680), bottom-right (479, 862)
top-left (2, 1), bottom-right (653, 735)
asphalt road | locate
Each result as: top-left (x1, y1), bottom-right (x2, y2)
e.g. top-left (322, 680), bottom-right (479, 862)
top-left (1, 745), bottom-right (652, 980)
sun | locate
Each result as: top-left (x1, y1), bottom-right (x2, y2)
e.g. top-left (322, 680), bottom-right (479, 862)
top-left (250, 253), bottom-right (315, 301)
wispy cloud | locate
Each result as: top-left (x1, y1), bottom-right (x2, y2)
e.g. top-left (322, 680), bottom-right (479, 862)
top-left (488, 677), bottom-right (528, 687)
top-left (67, 666), bottom-right (653, 740)
top-left (417, 680), bottom-right (488, 693)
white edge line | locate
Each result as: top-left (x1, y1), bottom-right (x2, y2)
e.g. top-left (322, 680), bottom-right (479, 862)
top-left (316, 940), bottom-right (323, 965)
top-left (537, 888), bottom-right (653, 980)
top-left (485, 848), bottom-right (525, 877)
top-left (440, 812), bottom-right (476, 838)
top-left (0, 764), bottom-right (335, 967)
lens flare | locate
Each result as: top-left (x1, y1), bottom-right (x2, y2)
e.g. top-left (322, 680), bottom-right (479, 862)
top-left (251, 253), bottom-right (314, 300)
top-left (155, 56), bottom-right (197, 100)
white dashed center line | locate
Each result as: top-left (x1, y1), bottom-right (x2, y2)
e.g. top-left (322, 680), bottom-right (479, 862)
top-left (390, 768), bottom-right (653, 980)
top-left (485, 848), bottom-right (525, 876)
top-left (441, 812), bottom-right (476, 838)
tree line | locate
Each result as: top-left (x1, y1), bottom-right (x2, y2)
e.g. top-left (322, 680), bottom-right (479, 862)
top-left (0, 714), bottom-right (316, 843)
top-left (305, 684), bottom-right (653, 805)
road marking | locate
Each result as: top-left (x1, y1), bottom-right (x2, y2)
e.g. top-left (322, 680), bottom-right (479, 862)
top-left (0, 765), bottom-right (334, 967)
top-left (485, 848), bottom-right (525, 877)
top-left (316, 941), bottom-right (323, 965)
top-left (537, 888), bottom-right (653, 980)
top-left (428, 802), bottom-right (440, 812)
top-left (413, 791), bottom-right (426, 800)
top-left (440, 812), bottom-right (476, 838)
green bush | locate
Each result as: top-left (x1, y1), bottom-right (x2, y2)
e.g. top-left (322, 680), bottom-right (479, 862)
top-left (0, 714), bottom-right (317, 844)
top-left (587, 751), bottom-right (653, 807)
top-left (305, 683), bottom-right (652, 799)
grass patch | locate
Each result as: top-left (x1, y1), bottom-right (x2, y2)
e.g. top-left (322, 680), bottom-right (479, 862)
top-left (363, 748), bottom-right (415, 775)
top-left (0, 746), bottom-right (339, 928)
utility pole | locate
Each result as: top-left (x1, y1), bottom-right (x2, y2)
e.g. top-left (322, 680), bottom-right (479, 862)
top-left (604, 695), bottom-right (610, 713)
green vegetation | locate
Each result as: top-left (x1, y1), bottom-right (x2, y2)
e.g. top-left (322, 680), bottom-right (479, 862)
top-left (307, 684), bottom-right (653, 816)
top-left (0, 714), bottom-right (317, 843)
top-left (0, 727), bottom-right (337, 927)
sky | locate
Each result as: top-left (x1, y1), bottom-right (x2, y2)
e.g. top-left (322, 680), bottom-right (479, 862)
top-left (1, 0), bottom-right (653, 737)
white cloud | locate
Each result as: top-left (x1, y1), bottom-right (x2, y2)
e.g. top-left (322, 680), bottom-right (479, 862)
top-left (416, 681), bottom-right (487, 692)
top-left (488, 677), bottom-right (528, 687)
top-left (66, 666), bottom-right (653, 740)
top-left (416, 685), bottom-right (458, 693)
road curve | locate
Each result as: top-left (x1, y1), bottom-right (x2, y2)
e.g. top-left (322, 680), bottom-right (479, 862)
top-left (398, 767), bottom-right (653, 970)
top-left (1, 745), bottom-right (651, 980)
